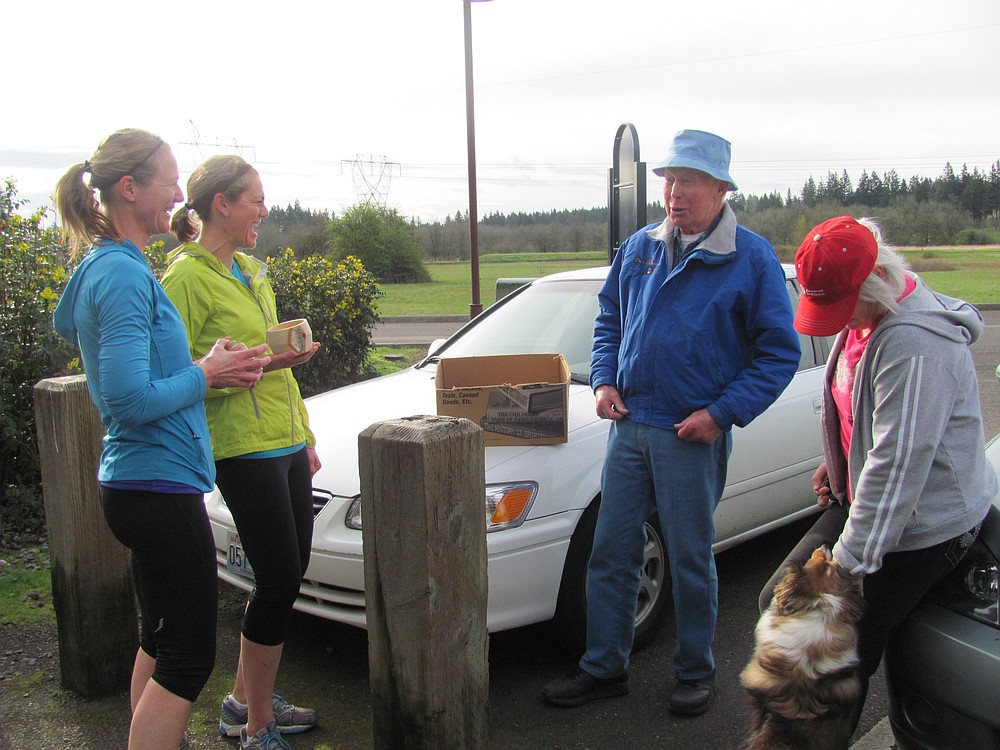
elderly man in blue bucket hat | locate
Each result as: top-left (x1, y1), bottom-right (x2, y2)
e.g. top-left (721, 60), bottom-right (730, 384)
top-left (542, 129), bottom-right (800, 715)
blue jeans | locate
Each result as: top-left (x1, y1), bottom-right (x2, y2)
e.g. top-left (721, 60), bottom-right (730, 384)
top-left (580, 418), bottom-right (732, 681)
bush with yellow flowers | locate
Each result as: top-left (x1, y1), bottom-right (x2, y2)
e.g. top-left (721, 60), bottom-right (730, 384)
top-left (1, 180), bottom-right (78, 540)
top-left (266, 248), bottom-right (382, 397)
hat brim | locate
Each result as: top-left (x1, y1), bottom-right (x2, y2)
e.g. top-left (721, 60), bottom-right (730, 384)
top-left (651, 157), bottom-right (738, 192)
top-left (793, 288), bottom-right (861, 337)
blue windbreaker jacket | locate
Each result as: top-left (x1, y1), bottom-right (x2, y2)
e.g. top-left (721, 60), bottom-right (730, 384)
top-left (52, 240), bottom-right (215, 490)
top-left (591, 205), bottom-right (800, 431)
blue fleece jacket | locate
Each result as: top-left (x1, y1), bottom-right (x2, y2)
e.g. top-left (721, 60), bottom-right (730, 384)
top-left (52, 240), bottom-right (214, 490)
top-left (591, 205), bottom-right (800, 431)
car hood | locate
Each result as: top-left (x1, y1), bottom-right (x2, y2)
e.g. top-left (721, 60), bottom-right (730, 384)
top-left (987, 432), bottom-right (1000, 511)
top-left (304, 364), bottom-right (601, 495)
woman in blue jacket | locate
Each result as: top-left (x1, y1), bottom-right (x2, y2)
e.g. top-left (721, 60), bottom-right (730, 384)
top-left (53, 128), bottom-right (269, 750)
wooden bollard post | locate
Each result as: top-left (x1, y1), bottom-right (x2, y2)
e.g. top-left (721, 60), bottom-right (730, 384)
top-left (33, 375), bottom-right (137, 698)
top-left (359, 415), bottom-right (490, 749)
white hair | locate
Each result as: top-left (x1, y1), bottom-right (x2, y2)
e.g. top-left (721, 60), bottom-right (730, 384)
top-left (856, 217), bottom-right (911, 316)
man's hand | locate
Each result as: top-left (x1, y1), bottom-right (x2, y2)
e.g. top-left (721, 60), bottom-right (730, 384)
top-left (595, 384), bottom-right (629, 420)
top-left (674, 408), bottom-right (722, 444)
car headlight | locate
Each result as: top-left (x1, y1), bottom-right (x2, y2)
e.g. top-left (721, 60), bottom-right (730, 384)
top-left (344, 481), bottom-right (538, 533)
top-left (926, 540), bottom-right (999, 628)
top-left (345, 495), bottom-right (363, 530)
top-left (484, 482), bottom-right (537, 532)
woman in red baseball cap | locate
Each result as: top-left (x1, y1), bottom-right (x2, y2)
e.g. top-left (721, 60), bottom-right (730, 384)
top-left (758, 216), bottom-right (995, 738)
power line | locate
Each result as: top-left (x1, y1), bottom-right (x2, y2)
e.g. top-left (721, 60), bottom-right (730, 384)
top-left (340, 155), bottom-right (401, 208)
top-left (177, 120), bottom-right (257, 169)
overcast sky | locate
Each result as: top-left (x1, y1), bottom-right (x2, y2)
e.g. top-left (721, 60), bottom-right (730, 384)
top-left (3, 0), bottom-right (997, 223)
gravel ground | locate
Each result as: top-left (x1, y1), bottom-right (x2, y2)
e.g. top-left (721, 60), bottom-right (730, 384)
top-left (1, 542), bottom-right (130, 747)
top-left (0, 543), bottom-right (258, 750)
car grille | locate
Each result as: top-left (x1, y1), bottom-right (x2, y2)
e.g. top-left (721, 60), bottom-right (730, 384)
top-left (214, 551), bottom-right (369, 628)
top-left (312, 489), bottom-right (333, 517)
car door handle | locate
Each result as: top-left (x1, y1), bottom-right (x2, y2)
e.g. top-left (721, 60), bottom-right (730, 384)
top-left (813, 397), bottom-right (822, 414)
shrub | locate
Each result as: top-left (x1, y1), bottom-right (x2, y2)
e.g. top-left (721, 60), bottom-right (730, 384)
top-left (0, 180), bottom-right (77, 539)
top-left (954, 228), bottom-right (996, 245)
top-left (143, 239), bottom-right (168, 276)
top-left (327, 203), bottom-right (432, 283)
top-left (266, 249), bottom-right (382, 396)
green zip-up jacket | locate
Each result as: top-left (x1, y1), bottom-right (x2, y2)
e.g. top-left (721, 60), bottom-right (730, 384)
top-left (161, 242), bottom-right (314, 461)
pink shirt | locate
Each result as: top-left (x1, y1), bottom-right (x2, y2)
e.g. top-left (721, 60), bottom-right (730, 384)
top-left (830, 274), bottom-right (917, 502)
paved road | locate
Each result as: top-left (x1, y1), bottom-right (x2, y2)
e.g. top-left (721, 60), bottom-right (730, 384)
top-left (371, 315), bottom-right (469, 347)
top-left (324, 310), bottom-right (1000, 748)
top-left (972, 309), bottom-right (1000, 437)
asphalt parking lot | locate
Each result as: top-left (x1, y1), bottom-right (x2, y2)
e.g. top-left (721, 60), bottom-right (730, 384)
top-left (9, 310), bottom-right (996, 749)
top-left (356, 309), bottom-right (1000, 749)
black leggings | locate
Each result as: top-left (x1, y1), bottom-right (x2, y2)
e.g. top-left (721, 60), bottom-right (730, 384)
top-left (215, 447), bottom-right (313, 646)
top-left (100, 487), bottom-right (217, 703)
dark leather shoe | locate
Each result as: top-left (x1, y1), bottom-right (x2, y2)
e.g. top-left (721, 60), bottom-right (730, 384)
top-left (668, 675), bottom-right (715, 715)
top-left (542, 668), bottom-right (629, 707)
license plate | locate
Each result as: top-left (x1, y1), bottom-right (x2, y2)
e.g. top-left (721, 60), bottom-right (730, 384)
top-left (226, 531), bottom-right (255, 580)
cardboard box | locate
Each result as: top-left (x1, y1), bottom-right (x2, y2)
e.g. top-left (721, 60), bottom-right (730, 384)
top-left (435, 354), bottom-right (570, 445)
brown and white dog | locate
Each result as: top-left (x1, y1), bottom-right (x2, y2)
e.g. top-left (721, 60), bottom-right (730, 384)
top-left (740, 545), bottom-right (865, 750)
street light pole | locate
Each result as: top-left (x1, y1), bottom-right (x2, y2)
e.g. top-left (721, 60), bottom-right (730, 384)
top-left (463, 0), bottom-right (490, 319)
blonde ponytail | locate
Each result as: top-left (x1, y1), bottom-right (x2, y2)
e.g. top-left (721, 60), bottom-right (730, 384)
top-left (52, 128), bottom-right (166, 256)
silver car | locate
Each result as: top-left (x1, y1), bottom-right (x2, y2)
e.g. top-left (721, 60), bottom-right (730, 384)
top-left (884, 435), bottom-right (1000, 749)
top-left (206, 265), bottom-right (832, 647)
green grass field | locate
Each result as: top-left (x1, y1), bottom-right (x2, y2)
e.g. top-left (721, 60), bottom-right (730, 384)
top-left (376, 248), bottom-right (1000, 316)
top-left (377, 252), bottom-right (606, 316)
top-left (903, 247), bottom-right (1000, 305)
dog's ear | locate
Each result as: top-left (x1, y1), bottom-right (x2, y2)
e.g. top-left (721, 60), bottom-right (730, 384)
top-left (771, 564), bottom-right (810, 616)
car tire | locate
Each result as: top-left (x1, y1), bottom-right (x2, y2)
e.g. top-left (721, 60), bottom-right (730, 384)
top-left (553, 498), bottom-right (671, 653)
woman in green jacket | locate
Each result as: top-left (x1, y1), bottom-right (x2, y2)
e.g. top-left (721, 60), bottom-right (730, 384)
top-left (163, 156), bottom-right (320, 750)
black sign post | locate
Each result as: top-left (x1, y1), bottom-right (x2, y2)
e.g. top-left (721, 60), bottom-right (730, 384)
top-left (607, 123), bottom-right (646, 264)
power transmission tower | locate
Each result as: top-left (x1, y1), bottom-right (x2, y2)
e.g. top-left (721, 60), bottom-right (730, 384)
top-left (341, 155), bottom-right (401, 208)
top-left (178, 120), bottom-right (257, 169)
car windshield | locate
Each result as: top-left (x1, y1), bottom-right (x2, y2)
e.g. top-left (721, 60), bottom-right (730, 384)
top-left (431, 278), bottom-right (603, 383)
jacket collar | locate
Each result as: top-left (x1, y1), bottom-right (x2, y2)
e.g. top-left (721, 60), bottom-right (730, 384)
top-left (166, 241), bottom-right (267, 283)
top-left (646, 202), bottom-right (738, 257)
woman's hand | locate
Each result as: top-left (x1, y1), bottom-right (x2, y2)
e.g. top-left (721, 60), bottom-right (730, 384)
top-left (307, 446), bottom-right (322, 476)
top-left (264, 342), bottom-right (321, 372)
top-left (812, 462), bottom-right (832, 508)
top-left (196, 338), bottom-right (270, 389)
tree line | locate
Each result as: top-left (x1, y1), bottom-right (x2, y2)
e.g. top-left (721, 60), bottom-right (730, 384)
top-left (239, 159), bottom-right (999, 265)
top-left (730, 161), bottom-right (999, 223)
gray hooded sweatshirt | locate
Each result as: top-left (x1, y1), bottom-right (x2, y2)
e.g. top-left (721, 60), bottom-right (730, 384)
top-left (823, 274), bottom-right (997, 577)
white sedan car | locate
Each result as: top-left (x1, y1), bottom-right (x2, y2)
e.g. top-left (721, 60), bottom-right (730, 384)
top-left (207, 265), bottom-right (833, 647)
